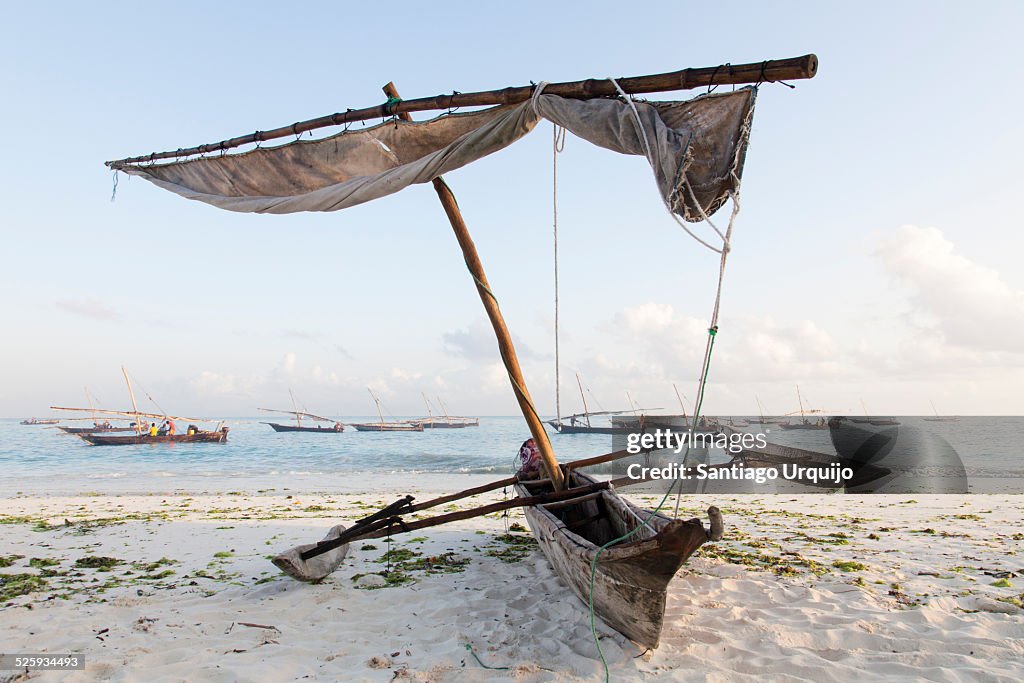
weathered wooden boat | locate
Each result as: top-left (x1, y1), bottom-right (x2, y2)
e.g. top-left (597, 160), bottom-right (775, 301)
top-left (107, 54), bottom-right (818, 657)
top-left (58, 424), bottom-right (136, 434)
top-left (350, 421), bottom-right (424, 432)
top-left (516, 470), bottom-right (721, 649)
top-left (408, 395), bottom-right (479, 428)
top-left (20, 418), bottom-right (59, 425)
top-left (265, 422), bottom-right (344, 433)
top-left (778, 419), bottom-right (829, 430)
top-left (77, 427), bottom-right (229, 446)
top-left (259, 393), bottom-right (344, 433)
top-left (349, 388), bottom-right (425, 432)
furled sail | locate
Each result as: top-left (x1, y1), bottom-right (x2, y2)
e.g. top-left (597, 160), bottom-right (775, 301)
top-left (110, 89), bottom-right (755, 221)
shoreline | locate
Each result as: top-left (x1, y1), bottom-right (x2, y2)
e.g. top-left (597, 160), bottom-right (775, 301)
top-left (2, 481), bottom-right (1023, 680)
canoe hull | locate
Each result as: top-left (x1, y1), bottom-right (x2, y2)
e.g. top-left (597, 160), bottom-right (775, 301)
top-left (77, 429), bottom-right (229, 446)
top-left (266, 422), bottom-right (343, 433)
top-left (516, 471), bottom-right (714, 649)
top-left (58, 426), bottom-right (136, 434)
top-left (350, 423), bottom-right (424, 432)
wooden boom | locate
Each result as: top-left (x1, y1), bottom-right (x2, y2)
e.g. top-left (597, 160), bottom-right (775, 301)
top-left (106, 55), bottom-right (817, 167)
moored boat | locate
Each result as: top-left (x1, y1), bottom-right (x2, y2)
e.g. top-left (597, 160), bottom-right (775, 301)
top-left (77, 428), bottom-right (229, 446)
top-left (58, 424), bottom-right (136, 434)
top-left (349, 422), bottom-right (424, 432)
top-left (265, 422), bottom-right (344, 433)
top-left (20, 418), bottom-right (59, 425)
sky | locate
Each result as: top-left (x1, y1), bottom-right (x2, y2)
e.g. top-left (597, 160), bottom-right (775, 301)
top-left (2, 1), bottom-right (1023, 418)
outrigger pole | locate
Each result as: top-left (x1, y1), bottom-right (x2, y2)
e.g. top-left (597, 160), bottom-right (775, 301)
top-left (384, 81), bottom-right (565, 491)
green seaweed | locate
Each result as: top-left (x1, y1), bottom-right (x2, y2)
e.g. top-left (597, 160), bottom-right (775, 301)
top-left (0, 573), bottom-right (48, 600)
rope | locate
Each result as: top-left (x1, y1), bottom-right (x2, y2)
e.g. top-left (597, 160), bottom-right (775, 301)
top-left (553, 122), bottom-right (566, 425)
top-left (464, 643), bottom-right (511, 670)
top-left (583, 77), bottom-right (752, 682)
top-left (607, 77), bottom-right (723, 255)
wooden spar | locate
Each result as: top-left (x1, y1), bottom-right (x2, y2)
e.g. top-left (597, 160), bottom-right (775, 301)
top-left (368, 387), bottom-right (386, 424)
top-left (50, 406), bottom-right (206, 422)
top-left (673, 383), bottom-right (688, 418)
top-left (258, 407), bottom-right (335, 423)
top-left (289, 388), bottom-right (301, 427)
top-left (107, 55), bottom-right (817, 167)
top-left (384, 81), bottom-right (564, 491)
top-left (576, 373), bottom-right (591, 428)
top-left (122, 367), bottom-right (142, 434)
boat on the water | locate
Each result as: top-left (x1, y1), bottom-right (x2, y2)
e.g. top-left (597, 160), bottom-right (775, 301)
top-left (266, 422), bottom-right (344, 433)
top-left (78, 428), bottom-right (229, 446)
top-left (406, 394), bottom-right (479, 429)
top-left (349, 388), bottom-right (426, 432)
top-left (20, 418), bottom-right (59, 425)
top-left (259, 394), bottom-right (344, 433)
top-left (58, 423), bottom-right (136, 434)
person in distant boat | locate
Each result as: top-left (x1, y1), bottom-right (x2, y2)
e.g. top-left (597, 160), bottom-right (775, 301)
top-left (517, 438), bottom-right (543, 479)
top-left (148, 422), bottom-right (158, 437)
top-left (333, 422), bottom-right (342, 432)
top-left (167, 419), bottom-right (176, 436)
top-left (187, 425), bottom-right (197, 435)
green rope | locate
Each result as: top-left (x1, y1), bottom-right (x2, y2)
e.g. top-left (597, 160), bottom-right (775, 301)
top-left (588, 326), bottom-right (718, 682)
top-left (383, 96), bottom-right (402, 115)
top-left (464, 643), bottom-right (511, 670)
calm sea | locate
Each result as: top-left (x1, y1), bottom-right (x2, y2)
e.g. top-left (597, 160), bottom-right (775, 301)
top-left (1, 417), bottom-right (1020, 496)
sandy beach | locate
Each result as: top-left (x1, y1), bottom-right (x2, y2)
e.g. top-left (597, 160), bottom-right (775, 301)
top-left (1, 479), bottom-right (1022, 682)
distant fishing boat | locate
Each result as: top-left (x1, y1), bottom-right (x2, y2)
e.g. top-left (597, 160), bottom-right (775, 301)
top-left (78, 429), bottom-right (228, 446)
top-left (52, 367), bottom-right (226, 445)
top-left (923, 400), bottom-right (958, 422)
top-left (58, 424), bottom-right (135, 434)
top-left (548, 374), bottom-right (662, 434)
top-left (349, 388), bottom-right (425, 432)
top-left (259, 390), bottom-right (344, 433)
top-left (20, 418), bottom-right (59, 425)
top-left (778, 385), bottom-right (829, 430)
top-left (407, 394), bottom-right (479, 429)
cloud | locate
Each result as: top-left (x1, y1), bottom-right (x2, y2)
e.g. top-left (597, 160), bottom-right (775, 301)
top-left (878, 225), bottom-right (1024, 352)
top-left (56, 298), bottom-right (119, 321)
top-left (442, 322), bottom-right (549, 361)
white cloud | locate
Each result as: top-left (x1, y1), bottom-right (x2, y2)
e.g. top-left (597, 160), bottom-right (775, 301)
top-left (879, 225), bottom-right (1024, 352)
top-left (56, 298), bottom-right (119, 321)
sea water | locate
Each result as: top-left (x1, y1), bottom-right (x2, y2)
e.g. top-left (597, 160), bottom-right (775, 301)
top-left (0, 417), bottom-right (1021, 496)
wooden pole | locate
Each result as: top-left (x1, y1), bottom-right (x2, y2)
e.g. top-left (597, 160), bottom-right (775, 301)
top-left (107, 55), bottom-right (817, 167)
top-left (369, 387), bottom-right (386, 425)
top-left (122, 367), bottom-right (142, 435)
top-left (576, 373), bottom-right (591, 428)
top-left (385, 82), bottom-right (564, 491)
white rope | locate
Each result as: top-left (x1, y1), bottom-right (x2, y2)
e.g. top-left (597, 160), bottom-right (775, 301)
top-left (553, 122), bottom-right (566, 425)
top-left (603, 77), bottom-right (756, 517)
top-left (607, 77), bottom-right (723, 255)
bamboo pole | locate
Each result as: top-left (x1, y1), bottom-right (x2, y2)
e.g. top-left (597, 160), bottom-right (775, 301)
top-left (576, 373), bottom-right (591, 428)
top-left (107, 55), bottom-right (817, 168)
top-left (122, 367), bottom-right (142, 435)
top-left (384, 81), bottom-right (564, 491)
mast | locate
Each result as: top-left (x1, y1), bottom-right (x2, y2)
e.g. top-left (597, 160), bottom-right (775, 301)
top-left (755, 395), bottom-right (766, 422)
top-left (369, 388), bottom-right (385, 425)
top-left (861, 399), bottom-right (869, 416)
top-left (422, 393), bottom-right (434, 420)
top-left (930, 399), bottom-right (939, 417)
top-left (626, 391), bottom-right (638, 416)
top-left (796, 385), bottom-right (806, 423)
top-left (384, 82), bottom-right (563, 491)
top-left (289, 388), bottom-right (301, 427)
top-left (85, 386), bottom-right (96, 423)
top-left (673, 383), bottom-right (688, 418)
top-left (575, 373), bottom-right (591, 428)
top-left (122, 366), bottom-right (141, 434)
top-left (437, 396), bottom-right (451, 422)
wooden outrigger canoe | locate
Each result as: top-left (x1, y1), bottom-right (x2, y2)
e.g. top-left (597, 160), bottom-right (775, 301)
top-left (58, 424), bottom-right (136, 434)
top-left (516, 471), bottom-right (721, 649)
top-left (77, 428), bottom-right (229, 446)
top-left (349, 422), bottom-right (424, 432)
top-left (265, 422), bottom-right (344, 433)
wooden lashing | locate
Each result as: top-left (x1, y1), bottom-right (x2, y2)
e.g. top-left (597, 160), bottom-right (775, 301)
top-left (383, 82), bottom-right (564, 491)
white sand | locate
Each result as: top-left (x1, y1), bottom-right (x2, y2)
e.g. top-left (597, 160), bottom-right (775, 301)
top-left (1, 482), bottom-right (1022, 682)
